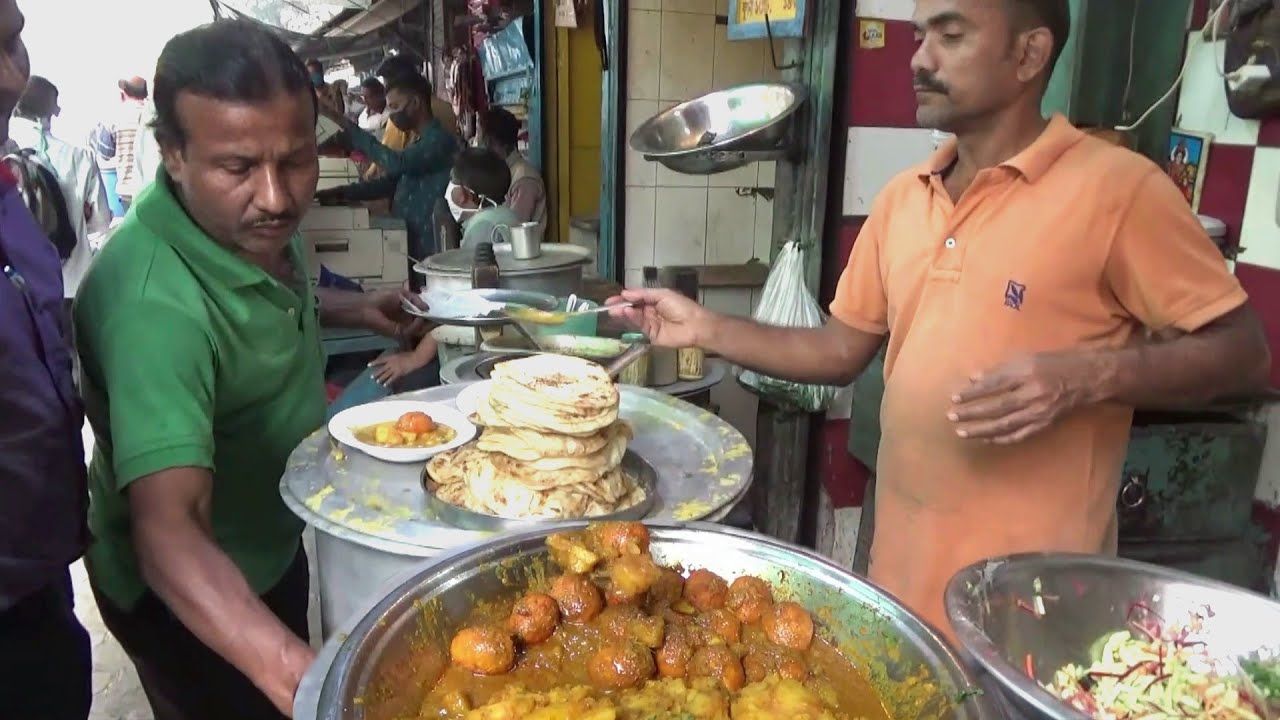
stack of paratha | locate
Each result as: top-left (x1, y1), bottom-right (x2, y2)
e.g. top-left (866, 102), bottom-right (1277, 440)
top-left (426, 355), bottom-right (646, 519)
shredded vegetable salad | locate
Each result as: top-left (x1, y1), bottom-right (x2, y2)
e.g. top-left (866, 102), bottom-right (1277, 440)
top-left (1043, 604), bottom-right (1275, 720)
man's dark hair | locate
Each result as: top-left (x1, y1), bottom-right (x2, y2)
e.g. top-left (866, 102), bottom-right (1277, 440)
top-left (454, 147), bottom-right (512, 202)
top-left (1008, 0), bottom-right (1071, 81)
top-left (376, 54), bottom-right (419, 83)
top-left (14, 76), bottom-right (57, 120)
top-left (360, 77), bottom-right (385, 94)
top-left (480, 108), bottom-right (520, 152)
top-left (386, 72), bottom-right (434, 103)
top-left (152, 19), bottom-right (316, 149)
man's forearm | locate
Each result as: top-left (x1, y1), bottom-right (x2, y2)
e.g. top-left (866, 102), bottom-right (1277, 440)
top-left (135, 519), bottom-right (312, 711)
top-left (316, 287), bottom-right (370, 329)
top-left (701, 311), bottom-right (882, 386)
top-left (1096, 306), bottom-right (1271, 408)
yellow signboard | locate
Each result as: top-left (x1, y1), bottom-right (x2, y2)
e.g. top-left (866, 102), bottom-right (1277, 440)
top-left (859, 20), bottom-right (886, 49)
top-left (737, 0), bottom-right (799, 25)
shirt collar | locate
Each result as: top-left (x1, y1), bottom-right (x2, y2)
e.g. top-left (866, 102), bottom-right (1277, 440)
top-left (915, 114), bottom-right (1085, 184)
top-left (134, 169), bottom-right (284, 289)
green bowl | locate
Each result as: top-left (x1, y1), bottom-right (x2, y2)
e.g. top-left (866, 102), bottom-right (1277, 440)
top-left (525, 298), bottom-right (600, 337)
top-left (480, 334), bottom-right (630, 361)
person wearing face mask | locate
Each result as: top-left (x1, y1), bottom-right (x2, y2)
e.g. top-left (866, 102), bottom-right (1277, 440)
top-left (315, 72), bottom-right (459, 290)
top-left (447, 147), bottom-right (518, 250)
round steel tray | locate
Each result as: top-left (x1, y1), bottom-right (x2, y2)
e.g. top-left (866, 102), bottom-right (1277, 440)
top-left (280, 384), bottom-right (753, 554)
top-left (421, 450), bottom-right (658, 531)
top-left (414, 288), bottom-right (558, 328)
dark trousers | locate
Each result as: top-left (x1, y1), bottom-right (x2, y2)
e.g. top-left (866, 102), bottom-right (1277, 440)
top-left (0, 569), bottom-right (92, 720)
top-left (91, 548), bottom-right (311, 720)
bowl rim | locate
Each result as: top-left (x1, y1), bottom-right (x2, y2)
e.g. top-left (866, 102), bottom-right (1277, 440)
top-left (943, 551), bottom-right (1280, 720)
top-left (327, 399), bottom-right (477, 463)
top-left (628, 81), bottom-right (809, 157)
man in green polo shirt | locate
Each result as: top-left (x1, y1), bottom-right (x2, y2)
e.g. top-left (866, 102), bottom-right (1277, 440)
top-left (73, 20), bottom-right (416, 720)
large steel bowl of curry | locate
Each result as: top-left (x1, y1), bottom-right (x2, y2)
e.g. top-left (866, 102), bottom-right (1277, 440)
top-left (297, 522), bottom-right (1004, 720)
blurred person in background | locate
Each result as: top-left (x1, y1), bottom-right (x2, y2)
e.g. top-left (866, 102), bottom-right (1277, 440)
top-left (0, 1), bottom-right (94, 718)
top-left (450, 146), bottom-right (516, 250)
top-left (315, 71), bottom-right (459, 284)
top-left (363, 54), bottom-right (458, 180)
top-left (479, 106), bottom-right (545, 233)
top-left (10, 75), bottom-right (111, 304)
top-left (357, 76), bottom-right (388, 135)
top-left (96, 74), bottom-right (150, 211)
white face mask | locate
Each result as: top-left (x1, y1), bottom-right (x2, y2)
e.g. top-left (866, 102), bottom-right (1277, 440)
top-left (445, 181), bottom-right (495, 224)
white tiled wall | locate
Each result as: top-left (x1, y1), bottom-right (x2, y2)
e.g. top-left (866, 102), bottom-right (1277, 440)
top-left (854, 0), bottom-right (914, 21)
top-left (1175, 36), bottom-right (1260, 147)
top-left (625, 1), bottom-right (783, 284)
top-left (843, 127), bottom-right (938, 215)
top-left (625, 0), bottom-right (786, 446)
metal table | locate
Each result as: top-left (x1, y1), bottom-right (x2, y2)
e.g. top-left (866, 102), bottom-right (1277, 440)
top-left (282, 382), bottom-right (754, 635)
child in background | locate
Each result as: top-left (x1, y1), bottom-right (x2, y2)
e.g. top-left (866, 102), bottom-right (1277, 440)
top-left (448, 147), bottom-right (519, 249)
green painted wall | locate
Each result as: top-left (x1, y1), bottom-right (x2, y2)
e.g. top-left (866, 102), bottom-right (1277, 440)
top-left (1041, 0), bottom-right (1084, 117)
top-left (1041, 0), bottom-right (1190, 162)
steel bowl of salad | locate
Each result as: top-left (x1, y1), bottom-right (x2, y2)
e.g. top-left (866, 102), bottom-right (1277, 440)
top-left (945, 553), bottom-right (1280, 719)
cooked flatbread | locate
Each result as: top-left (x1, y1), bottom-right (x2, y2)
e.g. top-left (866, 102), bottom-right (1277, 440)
top-left (427, 442), bottom-right (620, 491)
top-left (476, 383), bottom-right (618, 436)
top-left (431, 468), bottom-right (643, 520)
top-left (477, 422), bottom-right (631, 466)
top-left (490, 355), bottom-right (619, 410)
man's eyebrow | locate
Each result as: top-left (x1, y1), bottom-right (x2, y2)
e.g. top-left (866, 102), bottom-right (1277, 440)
top-left (912, 10), bottom-right (971, 30)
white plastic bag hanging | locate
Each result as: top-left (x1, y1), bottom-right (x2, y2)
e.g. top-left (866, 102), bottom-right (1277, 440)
top-left (737, 240), bottom-right (839, 413)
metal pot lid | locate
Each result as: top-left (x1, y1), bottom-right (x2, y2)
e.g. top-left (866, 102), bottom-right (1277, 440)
top-left (418, 243), bottom-right (591, 276)
top-left (279, 383), bottom-right (754, 554)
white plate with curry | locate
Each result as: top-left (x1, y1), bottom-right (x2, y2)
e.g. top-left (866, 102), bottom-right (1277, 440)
top-left (328, 401), bottom-right (477, 463)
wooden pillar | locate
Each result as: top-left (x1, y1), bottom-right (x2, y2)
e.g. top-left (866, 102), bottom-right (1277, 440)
top-left (751, 406), bottom-right (813, 544)
top-left (748, 0), bottom-right (842, 546)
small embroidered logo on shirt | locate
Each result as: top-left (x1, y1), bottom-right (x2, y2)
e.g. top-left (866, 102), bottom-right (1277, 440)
top-left (1004, 280), bottom-right (1026, 310)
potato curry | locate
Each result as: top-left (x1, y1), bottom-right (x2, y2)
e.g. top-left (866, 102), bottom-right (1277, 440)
top-left (354, 411), bottom-right (456, 448)
top-left (419, 522), bottom-right (891, 720)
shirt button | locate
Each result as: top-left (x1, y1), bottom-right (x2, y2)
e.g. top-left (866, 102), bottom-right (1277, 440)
top-left (944, 237), bottom-right (957, 249)
top-left (287, 308), bottom-right (297, 317)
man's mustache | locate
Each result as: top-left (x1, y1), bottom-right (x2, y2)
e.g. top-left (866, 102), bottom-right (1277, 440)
top-left (249, 214), bottom-right (299, 228)
top-left (913, 72), bottom-right (948, 94)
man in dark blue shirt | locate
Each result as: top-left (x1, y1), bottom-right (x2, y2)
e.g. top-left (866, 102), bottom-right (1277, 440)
top-left (0, 1), bottom-right (92, 718)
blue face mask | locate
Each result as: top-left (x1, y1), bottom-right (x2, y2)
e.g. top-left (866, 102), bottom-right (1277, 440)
top-left (310, 73), bottom-right (325, 88)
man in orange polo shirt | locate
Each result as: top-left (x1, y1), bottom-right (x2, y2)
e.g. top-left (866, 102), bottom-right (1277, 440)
top-left (609, 0), bottom-right (1270, 636)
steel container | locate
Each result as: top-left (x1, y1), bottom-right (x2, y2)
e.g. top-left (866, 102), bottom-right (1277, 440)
top-left (945, 552), bottom-right (1280, 720)
top-left (297, 523), bottom-right (1003, 720)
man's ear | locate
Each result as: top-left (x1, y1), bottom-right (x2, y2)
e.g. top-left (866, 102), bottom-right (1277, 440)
top-left (1015, 26), bottom-right (1054, 85)
top-left (160, 142), bottom-right (184, 183)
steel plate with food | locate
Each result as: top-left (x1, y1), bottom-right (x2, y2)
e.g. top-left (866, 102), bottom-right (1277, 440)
top-left (946, 552), bottom-right (1280, 720)
top-left (328, 400), bottom-right (476, 463)
top-left (423, 355), bottom-right (649, 523)
top-left (298, 523), bottom-right (1000, 720)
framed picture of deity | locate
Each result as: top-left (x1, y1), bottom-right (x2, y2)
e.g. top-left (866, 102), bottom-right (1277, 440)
top-left (1165, 128), bottom-right (1212, 213)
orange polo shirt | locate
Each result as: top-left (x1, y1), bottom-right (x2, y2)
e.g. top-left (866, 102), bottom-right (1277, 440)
top-left (830, 115), bottom-right (1248, 638)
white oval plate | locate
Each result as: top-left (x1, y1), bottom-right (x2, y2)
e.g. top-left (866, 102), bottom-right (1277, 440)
top-left (454, 380), bottom-right (494, 417)
top-left (328, 400), bottom-right (476, 463)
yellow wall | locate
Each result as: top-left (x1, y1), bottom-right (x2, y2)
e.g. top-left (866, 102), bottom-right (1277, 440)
top-left (544, 1), bottom-right (602, 244)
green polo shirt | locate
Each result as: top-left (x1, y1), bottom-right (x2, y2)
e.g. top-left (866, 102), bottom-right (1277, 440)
top-left (74, 172), bottom-right (327, 610)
